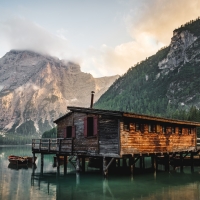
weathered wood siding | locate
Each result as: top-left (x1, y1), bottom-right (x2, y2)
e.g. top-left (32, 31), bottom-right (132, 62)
top-left (120, 120), bottom-right (196, 155)
top-left (73, 113), bottom-right (98, 154)
top-left (57, 113), bottom-right (74, 138)
top-left (99, 116), bottom-right (119, 156)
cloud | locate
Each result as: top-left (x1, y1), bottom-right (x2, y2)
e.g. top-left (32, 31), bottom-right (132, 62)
top-left (0, 17), bottom-right (72, 59)
top-left (126, 0), bottom-right (200, 44)
top-left (82, 32), bottom-right (163, 77)
top-left (83, 0), bottom-right (200, 77)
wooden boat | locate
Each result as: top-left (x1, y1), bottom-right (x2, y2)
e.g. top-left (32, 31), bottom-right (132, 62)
top-left (8, 155), bottom-right (37, 165)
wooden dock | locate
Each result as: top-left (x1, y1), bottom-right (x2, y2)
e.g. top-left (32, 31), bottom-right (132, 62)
top-left (32, 138), bottom-right (200, 175)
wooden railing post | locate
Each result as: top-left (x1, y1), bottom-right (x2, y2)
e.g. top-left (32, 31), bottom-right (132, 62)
top-left (71, 138), bottom-right (73, 154)
top-left (59, 139), bottom-right (61, 153)
top-left (32, 139), bottom-right (34, 150)
top-left (39, 139), bottom-right (41, 151)
top-left (48, 139), bottom-right (50, 152)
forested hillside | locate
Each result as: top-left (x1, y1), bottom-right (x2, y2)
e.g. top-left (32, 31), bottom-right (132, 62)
top-left (95, 18), bottom-right (200, 121)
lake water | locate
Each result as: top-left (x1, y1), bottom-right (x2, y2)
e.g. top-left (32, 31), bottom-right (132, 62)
top-left (0, 145), bottom-right (200, 200)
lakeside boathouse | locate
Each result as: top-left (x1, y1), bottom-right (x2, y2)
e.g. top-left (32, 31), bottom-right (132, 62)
top-left (32, 100), bottom-right (200, 175)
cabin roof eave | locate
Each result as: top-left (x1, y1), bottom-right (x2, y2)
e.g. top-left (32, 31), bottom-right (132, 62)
top-left (53, 106), bottom-right (200, 127)
top-left (67, 106), bottom-right (122, 117)
top-left (123, 112), bottom-right (200, 126)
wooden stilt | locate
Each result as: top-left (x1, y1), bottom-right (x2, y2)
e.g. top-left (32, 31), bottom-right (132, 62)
top-left (32, 153), bottom-right (35, 164)
top-left (151, 156), bottom-right (154, 170)
top-left (123, 158), bottom-right (127, 168)
top-left (142, 157), bottom-right (145, 169)
top-left (41, 154), bottom-right (44, 174)
top-left (76, 156), bottom-right (80, 172)
top-left (64, 155), bottom-right (67, 175)
top-left (103, 157), bottom-right (107, 177)
top-left (82, 157), bottom-right (85, 172)
top-left (132, 155), bottom-right (135, 173)
top-left (180, 153), bottom-right (183, 172)
top-left (129, 157), bottom-right (133, 174)
top-left (154, 155), bottom-right (157, 172)
top-left (165, 154), bottom-right (170, 172)
top-left (56, 155), bottom-right (60, 174)
top-left (140, 156), bottom-right (143, 170)
top-left (117, 159), bottom-right (120, 168)
top-left (103, 157), bottom-right (114, 177)
top-left (191, 152), bottom-right (194, 172)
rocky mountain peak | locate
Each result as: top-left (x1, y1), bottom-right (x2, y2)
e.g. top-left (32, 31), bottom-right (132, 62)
top-left (95, 17), bottom-right (200, 118)
top-left (0, 50), bottom-right (119, 135)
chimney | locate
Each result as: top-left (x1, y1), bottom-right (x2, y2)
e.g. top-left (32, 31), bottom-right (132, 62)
top-left (90, 91), bottom-right (95, 108)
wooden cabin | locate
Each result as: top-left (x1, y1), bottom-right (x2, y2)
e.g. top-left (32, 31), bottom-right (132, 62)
top-left (54, 106), bottom-right (200, 157)
top-left (32, 105), bottom-right (200, 175)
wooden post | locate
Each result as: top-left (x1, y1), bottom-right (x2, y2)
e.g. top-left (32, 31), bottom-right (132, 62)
top-left (154, 155), bottom-right (157, 172)
top-left (41, 154), bottom-right (44, 174)
top-left (76, 156), bottom-right (80, 172)
top-left (48, 139), bottom-right (50, 152)
top-left (142, 157), bottom-right (145, 169)
top-left (191, 152), bottom-right (194, 172)
top-left (180, 153), bottom-right (183, 172)
top-left (59, 139), bottom-right (61, 153)
top-left (151, 155), bottom-right (154, 170)
top-left (117, 159), bottom-right (120, 168)
top-left (103, 157), bottom-right (108, 177)
top-left (132, 155), bottom-right (135, 173)
top-left (82, 157), bottom-right (85, 172)
top-left (165, 154), bottom-right (170, 172)
top-left (64, 155), bottom-right (67, 175)
top-left (32, 153), bottom-right (36, 175)
top-left (32, 153), bottom-right (35, 164)
top-left (123, 158), bottom-right (127, 168)
top-left (140, 156), bottom-right (143, 170)
top-left (129, 157), bottom-right (132, 174)
top-left (57, 155), bottom-right (60, 174)
top-left (39, 139), bottom-right (41, 152)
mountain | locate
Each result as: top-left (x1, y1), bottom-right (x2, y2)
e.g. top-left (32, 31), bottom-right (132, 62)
top-left (0, 50), bottom-right (119, 135)
top-left (95, 17), bottom-right (200, 119)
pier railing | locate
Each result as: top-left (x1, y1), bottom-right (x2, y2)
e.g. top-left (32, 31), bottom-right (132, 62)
top-left (32, 138), bottom-right (74, 153)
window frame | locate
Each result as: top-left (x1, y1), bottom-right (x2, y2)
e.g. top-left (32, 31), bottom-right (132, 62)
top-left (84, 116), bottom-right (98, 137)
top-left (178, 127), bottom-right (182, 135)
top-left (63, 125), bottom-right (76, 138)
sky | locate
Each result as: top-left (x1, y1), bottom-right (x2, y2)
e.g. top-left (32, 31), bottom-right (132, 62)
top-left (0, 0), bottom-right (199, 77)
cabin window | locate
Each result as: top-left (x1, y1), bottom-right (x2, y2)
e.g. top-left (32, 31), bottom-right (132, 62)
top-left (136, 123), bottom-right (144, 133)
top-left (188, 128), bottom-right (192, 135)
top-left (135, 123), bottom-right (140, 131)
top-left (124, 124), bottom-right (129, 131)
top-left (63, 126), bottom-right (76, 138)
top-left (140, 124), bottom-right (144, 133)
top-left (179, 127), bottom-right (182, 135)
top-left (84, 116), bottom-right (98, 137)
top-left (171, 127), bottom-right (175, 134)
top-left (162, 126), bottom-right (166, 134)
top-left (149, 124), bottom-right (156, 133)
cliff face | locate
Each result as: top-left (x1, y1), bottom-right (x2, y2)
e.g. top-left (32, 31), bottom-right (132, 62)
top-left (0, 50), bottom-right (119, 135)
top-left (95, 18), bottom-right (200, 117)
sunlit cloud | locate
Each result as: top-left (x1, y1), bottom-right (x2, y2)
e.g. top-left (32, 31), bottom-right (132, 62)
top-left (83, 0), bottom-right (200, 77)
top-left (0, 17), bottom-right (72, 60)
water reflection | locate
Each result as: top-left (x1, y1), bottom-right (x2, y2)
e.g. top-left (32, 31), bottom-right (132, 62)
top-left (1, 145), bottom-right (200, 200)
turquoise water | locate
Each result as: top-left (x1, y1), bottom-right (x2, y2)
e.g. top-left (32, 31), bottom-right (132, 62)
top-left (0, 145), bottom-right (200, 200)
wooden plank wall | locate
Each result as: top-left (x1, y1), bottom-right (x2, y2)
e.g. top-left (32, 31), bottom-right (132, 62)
top-left (73, 112), bottom-right (98, 154)
top-left (120, 119), bottom-right (196, 155)
top-left (57, 113), bottom-right (74, 138)
top-left (98, 116), bottom-right (119, 156)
